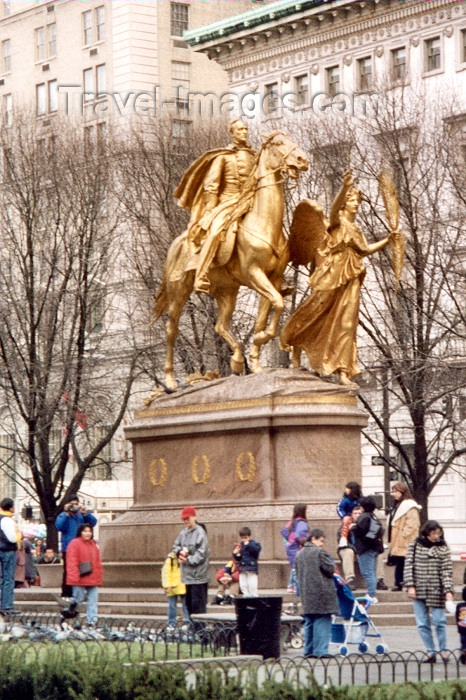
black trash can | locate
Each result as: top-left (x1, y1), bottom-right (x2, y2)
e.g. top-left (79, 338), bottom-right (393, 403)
top-left (235, 596), bottom-right (282, 659)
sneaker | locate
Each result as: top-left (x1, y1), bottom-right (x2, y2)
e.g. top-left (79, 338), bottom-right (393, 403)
top-left (376, 579), bottom-right (388, 591)
top-left (364, 595), bottom-right (378, 607)
top-left (285, 603), bottom-right (299, 615)
top-left (53, 594), bottom-right (71, 607)
top-left (346, 578), bottom-right (356, 591)
top-left (287, 585), bottom-right (297, 594)
top-left (391, 586), bottom-right (403, 592)
top-left (212, 595), bottom-right (223, 605)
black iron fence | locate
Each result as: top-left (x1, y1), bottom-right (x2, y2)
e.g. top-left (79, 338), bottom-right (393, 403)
top-left (0, 613), bottom-right (464, 687)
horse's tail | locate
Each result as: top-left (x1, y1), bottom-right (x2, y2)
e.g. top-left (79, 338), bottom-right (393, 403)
top-left (151, 268), bottom-right (169, 324)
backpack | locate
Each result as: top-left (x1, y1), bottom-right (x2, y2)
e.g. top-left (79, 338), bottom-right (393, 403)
top-left (365, 513), bottom-right (384, 541)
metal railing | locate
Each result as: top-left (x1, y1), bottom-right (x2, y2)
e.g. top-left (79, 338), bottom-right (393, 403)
top-left (0, 613), bottom-right (464, 687)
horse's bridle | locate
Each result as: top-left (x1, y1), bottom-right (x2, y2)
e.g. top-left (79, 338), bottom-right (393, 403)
top-left (255, 139), bottom-right (302, 190)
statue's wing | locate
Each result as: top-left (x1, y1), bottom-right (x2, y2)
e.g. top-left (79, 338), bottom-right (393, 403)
top-left (288, 200), bottom-right (329, 269)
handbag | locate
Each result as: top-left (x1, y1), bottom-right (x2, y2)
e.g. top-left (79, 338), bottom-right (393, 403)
top-left (78, 560), bottom-right (92, 576)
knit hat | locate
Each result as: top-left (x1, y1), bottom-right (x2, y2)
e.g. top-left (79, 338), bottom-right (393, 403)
top-left (181, 506), bottom-right (197, 520)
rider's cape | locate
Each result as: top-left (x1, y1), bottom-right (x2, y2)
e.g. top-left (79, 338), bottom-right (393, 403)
top-left (174, 147), bottom-right (234, 237)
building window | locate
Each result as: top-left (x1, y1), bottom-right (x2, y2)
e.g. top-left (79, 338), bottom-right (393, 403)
top-left (87, 286), bottom-right (105, 333)
top-left (171, 2), bottom-right (189, 37)
top-left (83, 67), bottom-right (94, 99)
top-left (425, 36), bottom-right (441, 72)
top-left (2, 38), bottom-right (10, 73)
top-left (83, 9), bottom-right (93, 45)
top-left (96, 64), bottom-right (106, 95)
top-left (172, 61), bottom-right (190, 110)
top-left (96, 6), bottom-right (105, 41)
top-left (2, 1), bottom-right (10, 18)
top-left (264, 82), bottom-right (279, 115)
top-left (36, 83), bottom-right (46, 116)
top-left (461, 29), bottom-right (466, 64)
top-left (35, 27), bottom-right (45, 61)
top-left (326, 65), bottom-right (340, 96)
top-left (358, 57), bottom-right (372, 91)
top-left (3, 93), bottom-right (11, 126)
top-left (0, 433), bottom-right (16, 500)
top-left (87, 426), bottom-right (112, 480)
top-left (48, 79), bottom-right (58, 112)
top-left (83, 65), bottom-right (106, 100)
top-left (295, 74), bottom-right (308, 106)
top-left (48, 23), bottom-right (56, 57)
top-left (391, 47), bottom-right (406, 82)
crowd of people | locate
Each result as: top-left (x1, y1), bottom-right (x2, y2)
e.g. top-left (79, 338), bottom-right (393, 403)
top-left (0, 487), bottom-right (465, 664)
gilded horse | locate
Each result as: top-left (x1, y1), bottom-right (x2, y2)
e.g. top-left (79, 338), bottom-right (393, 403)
top-left (153, 131), bottom-right (309, 389)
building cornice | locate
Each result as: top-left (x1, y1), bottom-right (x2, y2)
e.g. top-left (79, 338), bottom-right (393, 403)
top-left (197, 0), bottom-right (464, 79)
top-left (184, 0), bottom-right (331, 45)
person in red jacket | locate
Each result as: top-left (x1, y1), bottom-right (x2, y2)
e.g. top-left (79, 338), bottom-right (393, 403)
top-left (65, 524), bottom-right (103, 626)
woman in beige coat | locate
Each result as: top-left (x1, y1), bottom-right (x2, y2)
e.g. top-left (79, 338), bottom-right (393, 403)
top-left (388, 482), bottom-right (421, 591)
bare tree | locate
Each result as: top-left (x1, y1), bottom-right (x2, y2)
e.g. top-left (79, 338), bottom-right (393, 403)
top-left (0, 114), bottom-right (140, 547)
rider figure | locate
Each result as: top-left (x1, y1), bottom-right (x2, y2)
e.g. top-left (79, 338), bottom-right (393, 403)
top-left (190, 119), bottom-right (256, 294)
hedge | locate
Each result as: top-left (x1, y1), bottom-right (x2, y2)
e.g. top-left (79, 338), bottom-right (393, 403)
top-left (0, 648), bottom-right (464, 700)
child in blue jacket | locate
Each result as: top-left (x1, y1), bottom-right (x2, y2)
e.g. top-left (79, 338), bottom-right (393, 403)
top-left (233, 527), bottom-right (261, 597)
top-left (336, 482), bottom-right (362, 519)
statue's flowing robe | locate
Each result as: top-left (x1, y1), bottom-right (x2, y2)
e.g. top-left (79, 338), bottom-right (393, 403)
top-left (281, 217), bottom-right (369, 379)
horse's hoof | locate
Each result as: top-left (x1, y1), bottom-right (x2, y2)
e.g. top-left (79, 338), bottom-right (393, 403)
top-left (230, 357), bottom-right (245, 375)
top-left (165, 376), bottom-right (178, 390)
top-left (250, 361), bottom-right (264, 374)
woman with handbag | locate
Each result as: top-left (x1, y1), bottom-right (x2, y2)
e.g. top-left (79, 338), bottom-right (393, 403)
top-left (404, 520), bottom-right (454, 663)
top-left (65, 524), bottom-right (103, 625)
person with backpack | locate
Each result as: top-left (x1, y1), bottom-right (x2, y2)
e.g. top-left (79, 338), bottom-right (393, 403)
top-left (349, 496), bottom-right (384, 604)
top-left (281, 503), bottom-right (310, 595)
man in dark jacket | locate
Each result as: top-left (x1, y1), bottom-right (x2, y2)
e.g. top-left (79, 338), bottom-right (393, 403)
top-left (295, 528), bottom-right (338, 658)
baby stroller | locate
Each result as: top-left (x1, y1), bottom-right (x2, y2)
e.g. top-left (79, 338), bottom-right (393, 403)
top-left (331, 574), bottom-right (388, 655)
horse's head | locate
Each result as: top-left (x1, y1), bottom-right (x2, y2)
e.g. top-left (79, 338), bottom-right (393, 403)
top-left (261, 131), bottom-right (309, 180)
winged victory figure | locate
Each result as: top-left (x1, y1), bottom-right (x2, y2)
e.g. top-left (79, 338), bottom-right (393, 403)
top-left (280, 170), bottom-right (398, 386)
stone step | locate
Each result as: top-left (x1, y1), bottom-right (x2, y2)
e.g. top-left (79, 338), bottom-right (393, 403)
top-left (11, 595), bottom-right (457, 627)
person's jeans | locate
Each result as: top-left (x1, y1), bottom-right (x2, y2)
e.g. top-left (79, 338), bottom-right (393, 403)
top-left (167, 594), bottom-right (190, 626)
top-left (412, 599), bottom-right (447, 655)
top-left (357, 550), bottom-right (378, 597)
top-left (303, 613), bottom-right (332, 657)
top-left (287, 568), bottom-right (300, 596)
top-left (0, 550), bottom-right (16, 610)
top-left (72, 585), bottom-right (98, 625)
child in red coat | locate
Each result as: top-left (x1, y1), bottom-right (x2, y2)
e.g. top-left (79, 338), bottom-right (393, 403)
top-left (66, 524), bottom-right (103, 625)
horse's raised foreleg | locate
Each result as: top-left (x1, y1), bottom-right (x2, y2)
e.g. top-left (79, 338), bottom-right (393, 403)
top-left (247, 266), bottom-right (284, 373)
top-left (212, 285), bottom-right (244, 374)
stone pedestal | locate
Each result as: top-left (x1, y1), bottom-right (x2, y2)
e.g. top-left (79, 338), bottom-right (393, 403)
top-left (99, 369), bottom-right (367, 587)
